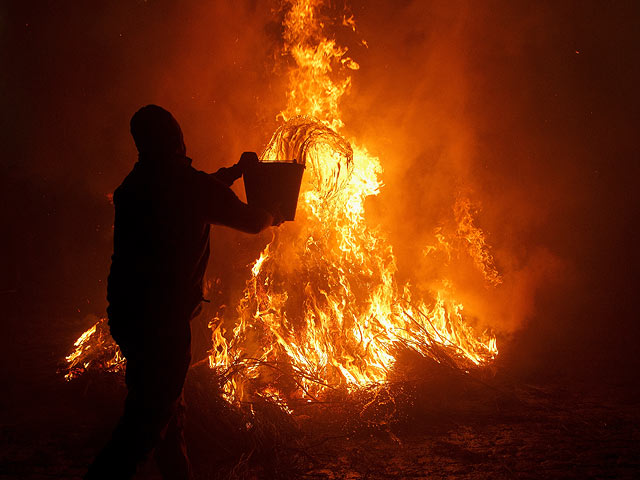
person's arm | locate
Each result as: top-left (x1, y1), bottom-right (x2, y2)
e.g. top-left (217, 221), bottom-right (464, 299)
top-left (211, 164), bottom-right (242, 187)
top-left (196, 171), bottom-right (274, 234)
top-left (210, 152), bottom-right (259, 187)
top-left (218, 197), bottom-right (274, 234)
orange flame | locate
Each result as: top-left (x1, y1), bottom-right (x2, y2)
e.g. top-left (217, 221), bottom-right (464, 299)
top-left (64, 0), bottom-right (499, 410)
top-left (208, 0), bottom-right (498, 405)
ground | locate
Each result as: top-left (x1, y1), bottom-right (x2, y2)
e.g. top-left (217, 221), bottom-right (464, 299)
top-left (299, 384), bottom-right (639, 479)
top-left (2, 340), bottom-right (638, 480)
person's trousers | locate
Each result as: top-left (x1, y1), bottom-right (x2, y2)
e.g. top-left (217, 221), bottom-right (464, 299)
top-left (84, 332), bottom-right (192, 480)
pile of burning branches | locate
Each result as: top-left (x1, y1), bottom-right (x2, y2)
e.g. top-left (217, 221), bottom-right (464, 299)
top-left (64, 112), bottom-right (497, 405)
top-left (62, 0), bottom-right (501, 457)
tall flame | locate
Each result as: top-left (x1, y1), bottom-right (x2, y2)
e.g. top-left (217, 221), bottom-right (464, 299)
top-left (208, 0), bottom-right (498, 405)
top-left (64, 0), bottom-right (499, 406)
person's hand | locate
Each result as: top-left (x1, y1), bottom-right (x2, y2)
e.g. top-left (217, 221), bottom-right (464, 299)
top-left (238, 151), bottom-right (259, 176)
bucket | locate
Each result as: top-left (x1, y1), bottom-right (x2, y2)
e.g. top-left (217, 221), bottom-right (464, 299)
top-left (243, 160), bottom-right (305, 221)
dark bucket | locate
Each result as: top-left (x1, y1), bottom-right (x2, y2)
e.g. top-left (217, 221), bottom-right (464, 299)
top-left (243, 160), bottom-right (305, 221)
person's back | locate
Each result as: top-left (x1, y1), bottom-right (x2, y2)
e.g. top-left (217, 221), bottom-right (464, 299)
top-left (108, 154), bottom-right (223, 345)
top-left (86, 105), bottom-right (275, 480)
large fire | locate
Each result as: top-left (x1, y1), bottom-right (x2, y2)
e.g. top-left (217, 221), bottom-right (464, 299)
top-left (64, 0), bottom-right (499, 409)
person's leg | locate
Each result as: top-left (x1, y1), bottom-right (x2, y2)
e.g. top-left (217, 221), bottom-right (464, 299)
top-left (85, 346), bottom-right (189, 479)
top-left (154, 392), bottom-right (193, 480)
top-left (84, 354), bottom-right (151, 480)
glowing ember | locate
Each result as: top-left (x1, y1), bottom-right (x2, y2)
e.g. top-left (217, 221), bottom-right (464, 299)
top-left (64, 0), bottom-right (499, 409)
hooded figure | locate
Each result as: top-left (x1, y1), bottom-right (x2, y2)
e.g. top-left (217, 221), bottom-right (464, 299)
top-left (85, 105), bottom-right (277, 480)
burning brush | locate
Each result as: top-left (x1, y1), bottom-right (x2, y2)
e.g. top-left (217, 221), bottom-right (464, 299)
top-left (64, 114), bottom-right (498, 407)
top-left (63, 0), bottom-right (499, 418)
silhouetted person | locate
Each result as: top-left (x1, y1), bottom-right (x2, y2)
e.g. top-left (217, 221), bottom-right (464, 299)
top-left (85, 105), bottom-right (277, 480)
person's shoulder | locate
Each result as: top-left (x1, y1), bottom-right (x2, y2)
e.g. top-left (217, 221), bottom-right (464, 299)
top-left (185, 163), bottom-right (208, 178)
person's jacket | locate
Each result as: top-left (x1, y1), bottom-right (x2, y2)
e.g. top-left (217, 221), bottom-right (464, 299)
top-left (106, 154), bottom-right (265, 340)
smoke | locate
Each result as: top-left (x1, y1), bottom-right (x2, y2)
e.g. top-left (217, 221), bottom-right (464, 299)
top-left (4, 0), bottom-right (638, 380)
top-left (314, 1), bottom-right (558, 337)
top-left (336, 0), bottom-right (639, 376)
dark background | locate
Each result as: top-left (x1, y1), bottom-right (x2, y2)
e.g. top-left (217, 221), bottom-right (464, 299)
top-left (1, 0), bottom-right (639, 418)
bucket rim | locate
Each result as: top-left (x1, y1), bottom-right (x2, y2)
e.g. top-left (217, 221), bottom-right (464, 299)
top-left (258, 159), bottom-right (305, 166)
